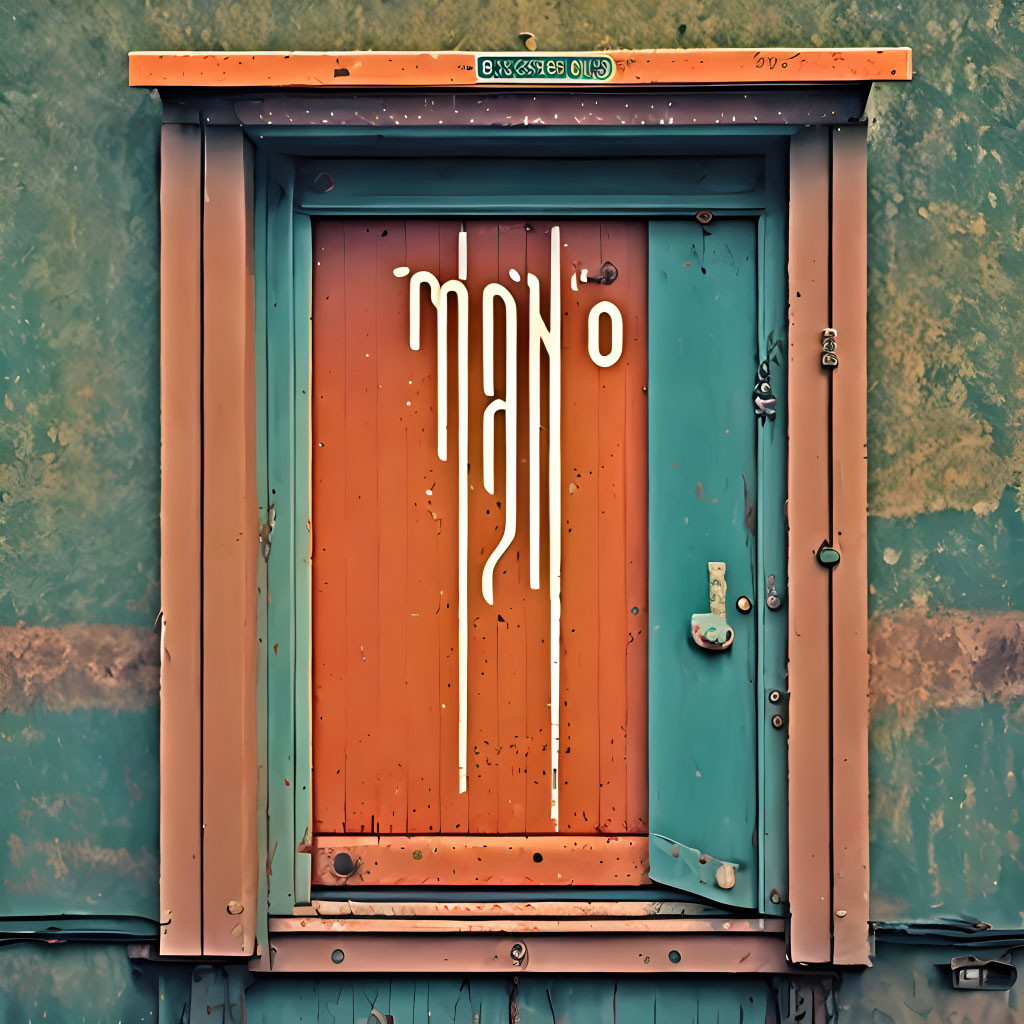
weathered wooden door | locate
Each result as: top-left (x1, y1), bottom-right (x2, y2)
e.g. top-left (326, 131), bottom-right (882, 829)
top-left (310, 215), bottom-right (779, 906)
top-left (311, 220), bottom-right (650, 885)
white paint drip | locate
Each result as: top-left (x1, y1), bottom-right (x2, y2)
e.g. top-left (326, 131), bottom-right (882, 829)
top-left (398, 225), bottom-right (622, 824)
top-left (481, 285), bottom-right (518, 608)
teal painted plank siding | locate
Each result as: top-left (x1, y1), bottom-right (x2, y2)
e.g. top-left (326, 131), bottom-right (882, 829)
top-left (648, 219), bottom-right (760, 909)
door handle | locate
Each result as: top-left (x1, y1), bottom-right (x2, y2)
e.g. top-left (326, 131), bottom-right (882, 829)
top-left (690, 561), bottom-right (735, 652)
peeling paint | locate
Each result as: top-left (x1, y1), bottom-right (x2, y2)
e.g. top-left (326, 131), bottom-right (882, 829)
top-left (870, 609), bottom-right (1024, 731)
top-left (0, 625), bottom-right (159, 714)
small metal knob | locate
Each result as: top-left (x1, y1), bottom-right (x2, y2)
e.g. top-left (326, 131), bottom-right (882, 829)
top-left (816, 543), bottom-right (841, 568)
top-left (768, 689), bottom-right (783, 704)
top-left (736, 596), bottom-right (752, 614)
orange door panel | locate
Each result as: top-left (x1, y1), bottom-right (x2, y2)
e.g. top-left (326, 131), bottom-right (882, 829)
top-left (311, 220), bottom-right (648, 859)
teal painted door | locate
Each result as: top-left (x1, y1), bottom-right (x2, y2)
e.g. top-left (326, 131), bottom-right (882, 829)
top-left (648, 218), bottom-right (786, 911)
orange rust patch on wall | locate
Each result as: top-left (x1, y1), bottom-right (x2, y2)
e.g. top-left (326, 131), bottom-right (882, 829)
top-left (5, 834), bottom-right (156, 885)
top-left (870, 609), bottom-right (1024, 728)
top-left (0, 625), bottom-right (159, 714)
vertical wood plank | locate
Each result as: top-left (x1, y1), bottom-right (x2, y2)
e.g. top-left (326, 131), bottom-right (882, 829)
top-left (623, 221), bottom-right (649, 833)
top-left (560, 221), bottom-right (602, 833)
top-left (403, 221), bottom-right (444, 834)
top-left (293, 212), bottom-right (314, 903)
top-left (266, 159), bottom-right (298, 912)
top-left (830, 124), bottom-right (871, 965)
top-left (787, 127), bottom-right (834, 964)
top-left (202, 126), bottom-right (258, 955)
top-left (596, 220), bottom-right (633, 834)
top-left (523, 222), bottom-right (556, 833)
top-left (495, 221), bottom-right (530, 835)
top-left (343, 220), bottom-right (383, 833)
top-left (252, 151), bottom-right (271, 958)
top-left (465, 220), bottom-right (500, 834)
top-left (375, 218), bottom-right (411, 833)
top-left (311, 218), bottom-right (346, 833)
top-left (158, 122), bottom-right (203, 957)
top-left (436, 221), bottom-right (469, 834)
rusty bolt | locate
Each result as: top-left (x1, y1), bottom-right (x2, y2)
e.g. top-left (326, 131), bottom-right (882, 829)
top-left (696, 210), bottom-right (713, 224)
top-left (331, 948), bottom-right (345, 964)
top-left (770, 890), bottom-right (782, 905)
top-left (333, 852), bottom-right (356, 876)
top-left (510, 941), bottom-right (527, 966)
top-left (771, 713), bottom-right (785, 730)
top-left (715, 863), bottom-right (736, 890)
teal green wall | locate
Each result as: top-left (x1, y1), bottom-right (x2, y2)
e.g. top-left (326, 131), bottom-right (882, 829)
top-left (1, 0), bottom-right (1023, 1011)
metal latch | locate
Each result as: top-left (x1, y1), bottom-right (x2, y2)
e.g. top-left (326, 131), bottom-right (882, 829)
top-left (691, 561), bottom-right (735, 651)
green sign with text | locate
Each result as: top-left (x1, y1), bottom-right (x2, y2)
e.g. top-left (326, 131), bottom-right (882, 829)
top-left (476, 54), bottom-right (616, 83)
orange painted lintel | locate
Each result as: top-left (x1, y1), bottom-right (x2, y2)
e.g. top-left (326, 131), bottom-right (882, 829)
top-left (129, 48), bottom-right (912, 89)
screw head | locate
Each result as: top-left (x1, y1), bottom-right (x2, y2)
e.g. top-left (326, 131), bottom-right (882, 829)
top-left (771, 713), bottom-right (785, 730)
top-left (333, 852), bottom-right (356, 876)
top-left (768, 689), bottom-right (782, 704)
top-left (736, 595), bottom-right (752, 613)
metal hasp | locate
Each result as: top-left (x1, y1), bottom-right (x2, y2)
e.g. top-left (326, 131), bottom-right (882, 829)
top-left (691, 561), bottom-right (735, 651)
top-left (753, 359), bottom-right (776, 421)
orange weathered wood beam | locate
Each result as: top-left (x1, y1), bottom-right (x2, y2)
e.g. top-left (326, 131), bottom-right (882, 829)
top-left (312, 835), bottom-right (649, 886)
top-left (129, 48), bottom-right (912, 89)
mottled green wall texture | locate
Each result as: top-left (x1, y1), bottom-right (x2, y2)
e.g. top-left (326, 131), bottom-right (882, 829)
top-left (1, 0), bottom-right (1023, 1017)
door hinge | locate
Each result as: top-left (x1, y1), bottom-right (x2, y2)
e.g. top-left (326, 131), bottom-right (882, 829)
top-left (821, 327), bottom-right (838, 368)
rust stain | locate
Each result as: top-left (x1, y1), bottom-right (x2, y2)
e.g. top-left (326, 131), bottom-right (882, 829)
top-left (5, 835), bottom-right (156, 886)
top-left (870, 609), bottom-right (1024, 730)
top-left (0, 624), bottom-right (159, 714)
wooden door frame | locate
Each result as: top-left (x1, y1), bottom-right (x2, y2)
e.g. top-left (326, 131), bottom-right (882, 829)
top-left (287, 151), bottom-right (788, 916)
top-left (146, 51), bottom-right (901, 969)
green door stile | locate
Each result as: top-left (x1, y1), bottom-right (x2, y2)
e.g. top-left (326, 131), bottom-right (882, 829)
top-left (648, 217), bottom-right (778, 912)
